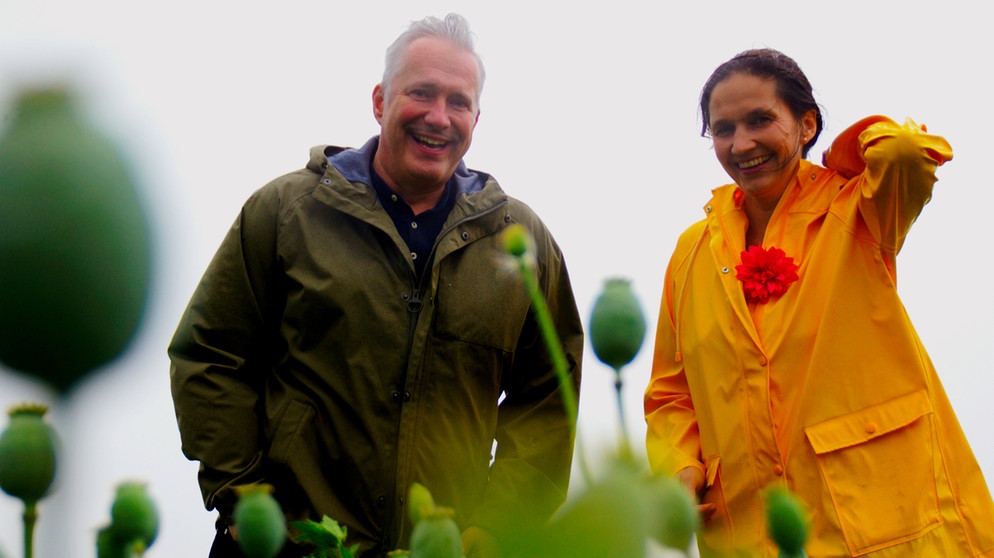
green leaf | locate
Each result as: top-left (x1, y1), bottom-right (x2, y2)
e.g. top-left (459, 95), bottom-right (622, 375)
top-left (292, 516), bottom-right (356, 558)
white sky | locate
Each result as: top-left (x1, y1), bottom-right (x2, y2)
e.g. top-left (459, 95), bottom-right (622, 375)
top-left (1, 1), bottom-right (991, 556)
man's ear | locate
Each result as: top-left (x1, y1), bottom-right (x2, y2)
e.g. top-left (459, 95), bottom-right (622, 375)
top-left (372, 84), bottom-right (385, 124)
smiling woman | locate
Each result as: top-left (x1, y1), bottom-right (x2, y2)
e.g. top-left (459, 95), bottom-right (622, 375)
top-left (644, 47), bottom-right (994, 558)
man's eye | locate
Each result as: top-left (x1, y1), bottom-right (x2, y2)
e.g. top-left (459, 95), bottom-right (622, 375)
top-left (409, 89), bottom-right (431, 100)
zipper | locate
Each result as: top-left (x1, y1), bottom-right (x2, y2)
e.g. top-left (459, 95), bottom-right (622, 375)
top-left (395, 197), bottom-right (508, 542)
top-left (403, 198), bottom-right (508, 346)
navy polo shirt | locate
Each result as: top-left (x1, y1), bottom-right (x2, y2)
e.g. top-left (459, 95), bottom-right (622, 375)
top-left (370, 167), bottom-right (457, 278)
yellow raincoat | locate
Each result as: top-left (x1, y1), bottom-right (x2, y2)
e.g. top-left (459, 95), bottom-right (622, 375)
top-left (645, 117), bottom-right (994, 557)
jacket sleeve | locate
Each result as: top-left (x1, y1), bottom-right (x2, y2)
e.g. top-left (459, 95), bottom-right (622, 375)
top-left (644, 224), bottom-right (705, 478)
top-left (467, 223), bottom-right (583, 540)
top-left (168, 185), bottom-right (284, 520)
top-left (824, 116), bottom-right (953, 256)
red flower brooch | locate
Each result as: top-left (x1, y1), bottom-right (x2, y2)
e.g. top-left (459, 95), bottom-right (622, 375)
top-left (735, 245), bottom-right (799, 303)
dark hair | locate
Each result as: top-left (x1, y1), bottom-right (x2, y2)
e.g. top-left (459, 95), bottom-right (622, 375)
top-left (699, 48), bottom-right (823, 158)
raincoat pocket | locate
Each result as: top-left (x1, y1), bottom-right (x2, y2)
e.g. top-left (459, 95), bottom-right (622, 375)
top-left (697, 455), bottom-right (735, 553)
top-left (804, 390), bottom-right (942, 555)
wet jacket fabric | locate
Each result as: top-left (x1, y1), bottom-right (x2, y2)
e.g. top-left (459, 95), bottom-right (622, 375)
top-left (169, 137), bottom-right (583, 556)
top-left (644, 117), bottom-right (994, 557)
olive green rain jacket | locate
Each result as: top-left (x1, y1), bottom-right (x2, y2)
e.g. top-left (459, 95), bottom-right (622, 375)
top-left (169, 138), bottom-right (583, 556)
top-left (645, 117), bottom-right (994, 557)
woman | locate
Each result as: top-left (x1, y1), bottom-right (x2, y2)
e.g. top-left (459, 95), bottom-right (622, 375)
top-left (643, 48), bottom-right (994, 557)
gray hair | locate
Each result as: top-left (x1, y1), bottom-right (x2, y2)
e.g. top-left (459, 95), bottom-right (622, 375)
top-left (381, 13), bottom-right (486, 103)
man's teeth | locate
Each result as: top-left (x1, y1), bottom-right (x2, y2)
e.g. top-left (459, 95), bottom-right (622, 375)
top-left (739, 154), bottom-right (772, 169)
top-left (415, 135), bottom-right (446, 148)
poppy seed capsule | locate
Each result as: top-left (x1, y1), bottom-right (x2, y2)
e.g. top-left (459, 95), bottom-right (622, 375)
top-left (501, 223), bottom-right (530, 257)
top-left (0, 403), bottom-right (57, 505)
top-left (233, 484), bottom-right (287, 558)
top-left (109, 481), bottom-right (159, 548)
top-left (409, 507), bottom-right (463, 558)
top-left (589, 278), bottom-right (647, 371)
top-left (648, 474), bottom-right (699, 552)
top-left (765, 486), bottom-right (809, 557)
top-left (96, 525), bottom-right (131, 558)
top-left (0, 85), bottom-right (151, 393)
top-left (407, 482), bottom-right (436, 525)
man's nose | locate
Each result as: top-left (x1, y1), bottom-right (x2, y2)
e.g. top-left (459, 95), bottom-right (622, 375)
top-left (423, 98), bottom-right (451, 128)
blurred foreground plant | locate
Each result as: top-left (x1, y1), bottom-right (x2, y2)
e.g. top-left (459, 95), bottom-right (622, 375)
top-left (96, 482), bottom-right (159, 558)
top-left (234, 484), bottom-right (287, 558)
top-left (501, 225), bottom-right (698, 557)
top-left (500, 224), bottom-right (811, 558)
top-left (0, 404), bottom-right (57, 558)
top-left (0, 84), bottom-right (151, 394)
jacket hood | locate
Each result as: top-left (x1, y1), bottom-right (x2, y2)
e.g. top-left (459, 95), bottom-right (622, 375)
top-left (307, 137), bottom-right (491, 196)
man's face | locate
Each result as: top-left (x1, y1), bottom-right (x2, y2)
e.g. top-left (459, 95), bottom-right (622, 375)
top-left (372, 36), bottom-right (481, 195)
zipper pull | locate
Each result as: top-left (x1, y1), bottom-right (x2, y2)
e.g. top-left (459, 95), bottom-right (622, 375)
top-left (407, 289), bottom-right (423, 313)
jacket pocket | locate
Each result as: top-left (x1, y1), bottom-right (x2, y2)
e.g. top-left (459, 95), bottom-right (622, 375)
top-left (803, 389), bottom-right (942, 555)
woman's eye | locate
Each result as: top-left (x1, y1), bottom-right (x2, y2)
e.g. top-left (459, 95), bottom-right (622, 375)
top-left (750, 116), bottom-right (772, 127)
top-left (713, 126), bottom-right (733, 138)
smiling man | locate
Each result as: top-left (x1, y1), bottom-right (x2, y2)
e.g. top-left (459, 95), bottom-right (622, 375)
top-left (168, 13), bottom-right (583, 558)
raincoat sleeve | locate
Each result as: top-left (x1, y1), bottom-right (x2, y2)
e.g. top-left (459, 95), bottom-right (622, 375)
top-left (644, 223), bottom-right (706, 478)
top-left (823, 116), bottom-right (953, 257)
top-left (467, 223), bottom-right (583, 540)
top-left (168, 185), bottom-right (284, 520)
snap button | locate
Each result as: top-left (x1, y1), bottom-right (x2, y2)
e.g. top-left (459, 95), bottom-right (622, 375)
top-left (759, 355), bottom-right (769, 366)
top-left (504, 214), bottom-right (511, 223)
top-left (706, 205), bottom-right (712, 213)
top-left (410, 252), bottom-right (417, 260)
top-left (864, 423), bottom-right (877, 434)
top-left (321, 178), bottom-right (331, 185)
top-left (773, 464), bottom-right (784, 476)
top-left (721, 267), bottom-right (730, 274)
top-left (411, 222), bottom-right (418, 229)
top-left (461, 231), bottom-right (470, 241)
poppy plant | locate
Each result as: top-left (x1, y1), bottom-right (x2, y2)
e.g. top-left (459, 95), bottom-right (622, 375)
top-left (735, 245), bottom-right (799, 303)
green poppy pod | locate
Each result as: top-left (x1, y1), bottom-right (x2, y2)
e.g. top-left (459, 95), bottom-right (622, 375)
top-left (409, 507), bottom-right (463, 558)
top-left (0, 85), bottom-right (152, 393)
top-left (233, 484), bottom-right (287, 558)
top-left (501, 223), bottom-right (531, 258)
top-left (0, 403), bottom-right (57, 505)
top-left (765, 486), bottom-right (809, 557)
top-left (520, 457), bottom-right (650, 558)
top-left (646, 473), bottom-right (699, 552)
top-left (109, 481), bottom-right (159, 548)
top-left (96, 526), bottom-right (131, 558)
top-left (407, 482), bottom-right (436, 526)
top-left (589, 278), bottom-right (646, 371)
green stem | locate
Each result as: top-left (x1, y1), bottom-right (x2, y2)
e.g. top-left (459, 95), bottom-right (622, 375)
top-left (24, 501), bottom-right (37, 558)
top-left (612, 370), bottom-right (631, 458)
top-left (515, 258), bottom-right (592, 486)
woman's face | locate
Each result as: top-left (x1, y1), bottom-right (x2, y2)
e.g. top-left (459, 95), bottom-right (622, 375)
top-left (707, 72), bottom-right (816, 206)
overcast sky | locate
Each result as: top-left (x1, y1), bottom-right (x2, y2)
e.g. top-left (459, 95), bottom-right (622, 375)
top-left (1, 1), bottom-right (991, 556)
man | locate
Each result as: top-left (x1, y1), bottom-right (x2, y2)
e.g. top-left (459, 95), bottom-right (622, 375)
top-left (168, 13), bottom-right (583, 558)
